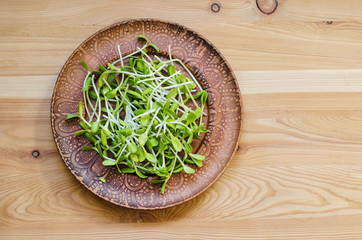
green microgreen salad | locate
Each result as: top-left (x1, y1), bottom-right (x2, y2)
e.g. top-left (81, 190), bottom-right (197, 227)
top-left (66, 35), bottom-right (208, 194)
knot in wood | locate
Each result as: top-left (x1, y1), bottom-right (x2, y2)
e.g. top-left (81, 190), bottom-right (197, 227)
top-left (256, 0), bottom-right (278, 15)
top-left (211, 3), bottom-right (221, 13)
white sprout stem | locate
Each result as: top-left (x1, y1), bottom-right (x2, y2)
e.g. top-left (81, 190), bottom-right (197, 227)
top-left (82, 72), bottom-right (93, 121)
top-left (117, 45), bottom-right (124, 67)
top-left (91, 75), bottom-right (102, 121)
top-left (90, 99), bottom-right (99, 121)
top-left (154, 55), bottom-right (203, 90)
top-left (94, 135), bottom-right (117, 155)
top-left (170, 121), bottom-right (192, 131)
top-left (168, 45), bottom-right (173, 62)
top-left (146, 109), bottom-right (160, 133)
top-left (132, 108), bottom-right (157, 121)
top-left (162, 81), bottom-right (194, 90)
top-left (116, 144), bottom-right (128, 162)
top-left (185, 83), bottom-right (199, 107)
top-left (83, 91), bottom-right (92, 121)
top-left (111, 45), bottom-right (148, 66)
top-left (174, 59), bottom-right (202, 90)
top-left (152, 71), bottom-right (181, 92)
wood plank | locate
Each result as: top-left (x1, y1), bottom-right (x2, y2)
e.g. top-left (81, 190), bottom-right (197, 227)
top-left (1, 0), bottom-right (362, 25)
top-left (1, 21), bottom-right (362, 75)
top-left (1, 94), bottom-right (362, 228)
top-left (1, 2), bottom-right (362, 76)
top-left (1, 161), bottom-right (362, 224)
top-left (1, 217), bottom-right (362, 240)
top-left (1, 0), bottom-right (362, 239)
top-left (2, 69), bottom-right (362, 98)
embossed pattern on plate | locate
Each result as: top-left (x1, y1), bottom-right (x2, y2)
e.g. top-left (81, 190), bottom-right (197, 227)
top-left (51, 19), bottom-right (242, 209)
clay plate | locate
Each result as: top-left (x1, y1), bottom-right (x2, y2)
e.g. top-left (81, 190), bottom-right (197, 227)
top-left (51, 19), bottom-right (242, 209)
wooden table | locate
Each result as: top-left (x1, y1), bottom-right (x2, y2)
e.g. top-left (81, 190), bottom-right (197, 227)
top-left (1, 0), bottom-right (362, 239)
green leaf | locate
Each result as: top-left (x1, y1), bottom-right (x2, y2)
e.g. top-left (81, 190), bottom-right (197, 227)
top-left (136, 61), bottom-right (145, 72)
top-left (127, 142), bottom-right (137, 153)
top-left (201, 90), bottom-right (208, 105)
top-left (102, 160), bottom-right (116, 166)
top-left (102, 86), bottom-right (110, 95)
top-left (160, 181), bottom-right (166, 194)
top-left (184, 142), bottom-right (193, 154)
top-left (147, 43), bottom-right (159, 53)
top-left (129, 58), bottom-right (134, 67)
top-left (130, 154), bottom-right (138, 162)
top-left (122, 168), bottom-right (135, 173)
top-left (167, 109), bottom-right (178, 120)
top-left (183, 95), bottom-right (190, 103)
top-left (127, 90), bottom-right (143, 99)
top-left (171, 135), bottom-right (183, 152)
top-left (186, 112), bottom-right (197, 125)
top-left (138, 132), bottom-right (148, 146)
top-left (78, 101), bottom-right (83, 116)
top-left (99, 64), bottom-right (107, 72)
top-left (193, 91), bottom-right (203, 99)
top-left (167, 65), bottom-right (176, 76)
top-left (166, 88), bottom-right (178, 99)
top-left (187, 81), bottom-right (196, 90)
top-left (184, 159), bottom-right (194, 164)
top-left (135, 169), bottom-right (148, 179)
top-left (107, 63), bottom-right (118, 71)
top-left (142, 87), bottom-right (153, 96)
top-left (89, 91), bottom-right (97, 100)
top-left (134, 109), bottom-right (147, 115)
top-left (98, 71), bottom-right (108, 87)
top-left (91, 120), bottom-right (99, 134)
top-left (82, 77), bottom-right (92, 91)
top-left (194, 107), bottom-right (202, 118)
top-left (193, 159), bottom-right (203, 167)
top-left (176, 74), bottom-right (186, 83)
top-left (79, 121), bottom-right (88, 130)
top-left (65, 114), bottom-right (79, 120)
top-left (156, 62), bottom-right (164, 71)
top-left (166, 122), bottom-right (175, 130)
top-left (146, 137), bottom-right (158, 149)
top-left (175, 124), bottom-right (186, 131)
top-left (137, 35), bottom-right (149, 44)
top-left (150, 179), bottom-right (165, 184)
top-left (170, 102), bottom-right (179, 111)
top-left (91, 70), bottom-right (101, 75)
top-left (82, 146), bottom-right (94, 151)
top-left (140, 114), bottom-right (150, 126)
top-left (146, 153), bottom-right (157, 163)
top-left (138, 149), bottom-right (146, 162)
top-left (173, 166), bottom-right (183, 173)
top-left (105, 89), bottom-right (117, 99)
top-left (135, 128), bottom-right (146, 135)
top-left (164, 99), bottom-right (171, 111)
top-left (189, 153), bottom-right (205, 161)
top-left (74, 130), bottom-right (88, 136)
top-left (133, 100), bottom-right (142, 109)
top-left (99, 177), bottom-right (106, 183)
top-left (84, 133), bottom-right (96, 143)
top-left (101, 129), bottom-right (107, 146)
top-left (183, 165), bottom-right (195, 174)
top-left (117, 128), bottom-right (132, 136)
top-left (126, 158), bottom-right (133, 168)
top-left (81, 60), bottom-right (90, 71)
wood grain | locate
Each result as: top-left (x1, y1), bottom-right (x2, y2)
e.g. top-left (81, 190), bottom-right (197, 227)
top-left (1, 0), bottom-right (362, 239)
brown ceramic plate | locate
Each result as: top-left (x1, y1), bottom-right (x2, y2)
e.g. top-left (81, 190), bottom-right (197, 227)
top-left (51, 19), bottom-right (242, 209)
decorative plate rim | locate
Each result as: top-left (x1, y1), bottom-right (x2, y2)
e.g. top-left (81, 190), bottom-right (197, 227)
top-left (50, 18), bottom-right (243, 209)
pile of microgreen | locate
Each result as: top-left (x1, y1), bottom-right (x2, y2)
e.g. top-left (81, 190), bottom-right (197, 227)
top-left (66, 35), bottom-right (208, 194)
